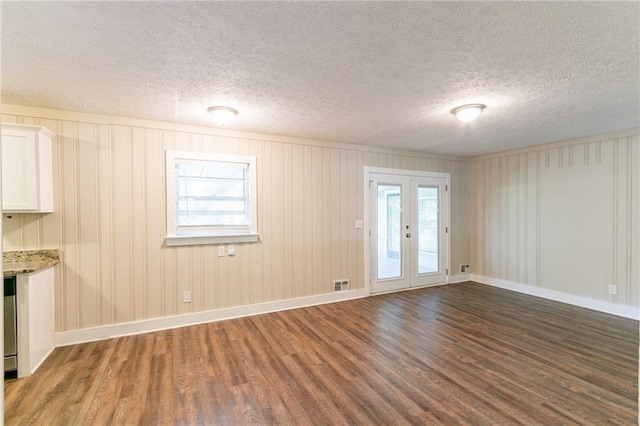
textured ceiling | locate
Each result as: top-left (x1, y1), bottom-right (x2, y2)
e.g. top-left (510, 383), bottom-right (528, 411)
top-left (2, 2), bottom-right (639, 156)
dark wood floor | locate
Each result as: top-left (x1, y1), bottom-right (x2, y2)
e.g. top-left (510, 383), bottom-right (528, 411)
top-left (5, 282), bottom-right (638, 425)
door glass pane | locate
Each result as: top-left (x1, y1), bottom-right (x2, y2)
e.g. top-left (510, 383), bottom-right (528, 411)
top-left (378, 185), bottom-right (402, 280)
top-left (417, 186), bottom-right (438, 274)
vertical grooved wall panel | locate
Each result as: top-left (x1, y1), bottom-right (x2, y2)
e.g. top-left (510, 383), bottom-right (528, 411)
top-left (77, 123), bottom-right (99, 329)
top-left (472, 135), bottom-right (639, 307)
top-left (2, 111), bottom-right (469, 333)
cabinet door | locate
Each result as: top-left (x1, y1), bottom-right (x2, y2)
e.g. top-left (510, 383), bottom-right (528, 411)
top-left (2, 130), bottom-right (39, 211)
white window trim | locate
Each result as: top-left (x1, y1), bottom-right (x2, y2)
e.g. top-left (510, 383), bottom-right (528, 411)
top-left (165, 150), bottom-right (259, 246)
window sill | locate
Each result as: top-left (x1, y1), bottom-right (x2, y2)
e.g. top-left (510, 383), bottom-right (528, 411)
top-left (165, 233), bottom-right (260, 247)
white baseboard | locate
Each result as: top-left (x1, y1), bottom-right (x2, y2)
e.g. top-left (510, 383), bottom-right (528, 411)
top-left (448, 274), bottom-right (471, 284)
top-left (370, 275), bottom-right (469, 297)
top-left (471, 274), bottom-right (640, 320)
top-left (28, 346), bottom-right (55, 377)
top-left (55, 288), bottom-right (368, 347)
top-left (56, 275), bottom-right (637, 347)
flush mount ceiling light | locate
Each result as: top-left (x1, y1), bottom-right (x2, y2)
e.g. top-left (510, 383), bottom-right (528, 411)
top-left (207, 106), bottom-right (239, 125)
top-left (451, 104), bottom-right (486, 123)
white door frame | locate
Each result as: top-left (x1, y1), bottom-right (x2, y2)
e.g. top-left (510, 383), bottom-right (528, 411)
top-left (364, 166), bottom-right (451, 296)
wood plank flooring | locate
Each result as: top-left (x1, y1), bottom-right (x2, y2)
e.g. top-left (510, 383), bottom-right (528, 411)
top-left (5, 282), bottom-right (638, 425)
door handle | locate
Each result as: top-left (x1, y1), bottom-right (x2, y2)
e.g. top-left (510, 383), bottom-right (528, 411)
top-left (406, 233), bottom-right (411, 238)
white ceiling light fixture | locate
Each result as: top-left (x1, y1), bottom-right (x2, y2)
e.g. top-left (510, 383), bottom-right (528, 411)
top-left (451, 104), bottom-right (486, 123)
top-left (207, 106), bottom-right (239, 125)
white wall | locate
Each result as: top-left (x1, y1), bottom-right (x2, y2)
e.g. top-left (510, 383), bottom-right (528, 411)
top-left (2, 105), bottom-right (470, 334)
top-left (470, 132), bottom-right (640, 314)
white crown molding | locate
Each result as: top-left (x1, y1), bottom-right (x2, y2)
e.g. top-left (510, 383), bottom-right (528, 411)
top-left (471, 274), bottom-right (640, 320)
top-left (1, 104), bottom-right (467, 162)
top-left (471, 129), bottom-right (640, 161)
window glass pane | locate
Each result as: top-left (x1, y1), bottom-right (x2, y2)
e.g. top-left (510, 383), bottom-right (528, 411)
top-left (176, 162), bottom-right (247, 180)
top-left (178, 179), bottom-right (245, 198)
top-left (178, 200), bottom-right (249, 224)
top-left (174, 160), bottom-right (251, 232)
top-left (377, 184), bottom-right (402, 280)
top-left (178, 199), bottom-right (247, 213)
top-left (178, 213), bottom-right (249, 227)
top-left (167, 151), bottom-right (257, 240)
top-left (417, 186), bottom-right (438, 274)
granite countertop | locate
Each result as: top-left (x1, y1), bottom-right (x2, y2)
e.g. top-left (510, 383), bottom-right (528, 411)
top-left (3, 249), bottom-right (60, 276)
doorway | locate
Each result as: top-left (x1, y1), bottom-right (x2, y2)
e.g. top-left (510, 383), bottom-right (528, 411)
top-left (366, 168), bottom-right (449, 294)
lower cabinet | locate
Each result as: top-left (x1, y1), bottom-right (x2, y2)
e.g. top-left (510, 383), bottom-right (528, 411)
top-left (16, 267), bottom-right (55, 377)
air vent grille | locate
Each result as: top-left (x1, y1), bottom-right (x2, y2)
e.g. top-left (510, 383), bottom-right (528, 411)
top-left (333, 279), bottom-right (350, 292)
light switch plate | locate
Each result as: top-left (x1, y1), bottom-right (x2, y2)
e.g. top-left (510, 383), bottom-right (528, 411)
top-left (355, 219), bottom-right (364, 229)
top-left (218, 246), bottom-right (226, 257)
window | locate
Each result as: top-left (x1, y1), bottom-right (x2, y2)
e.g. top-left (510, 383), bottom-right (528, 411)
top-left (166, 151), bottom-right (258, 246)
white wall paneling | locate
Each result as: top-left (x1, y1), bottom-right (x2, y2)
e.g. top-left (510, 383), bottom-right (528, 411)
top-left (2, 107), bottom-right (470, 335)
top-left (4, 105), bottom-right (636, 340)
top-left (471, 134), bottom-right (640, 310)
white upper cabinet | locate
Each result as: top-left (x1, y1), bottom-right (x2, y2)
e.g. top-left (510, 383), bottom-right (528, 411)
top-left (1, 123), bottom-right (55, 213)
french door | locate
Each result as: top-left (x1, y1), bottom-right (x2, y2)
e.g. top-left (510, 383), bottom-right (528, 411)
top-left (369, 170), bottom-right (449, 294)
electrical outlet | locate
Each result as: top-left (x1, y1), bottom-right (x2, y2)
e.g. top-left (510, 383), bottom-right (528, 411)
top-left (460, 264), bottom-right (470, 273)
top-left (608, 284), bottom-right (617, 295)
top-left (183, 291), bottom-right (192, 303)
top-left (227, 245), bottom-right (236, 256)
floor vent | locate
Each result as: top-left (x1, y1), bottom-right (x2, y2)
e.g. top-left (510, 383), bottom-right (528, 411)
top-left (334, 279), bottom-right (350, 291)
